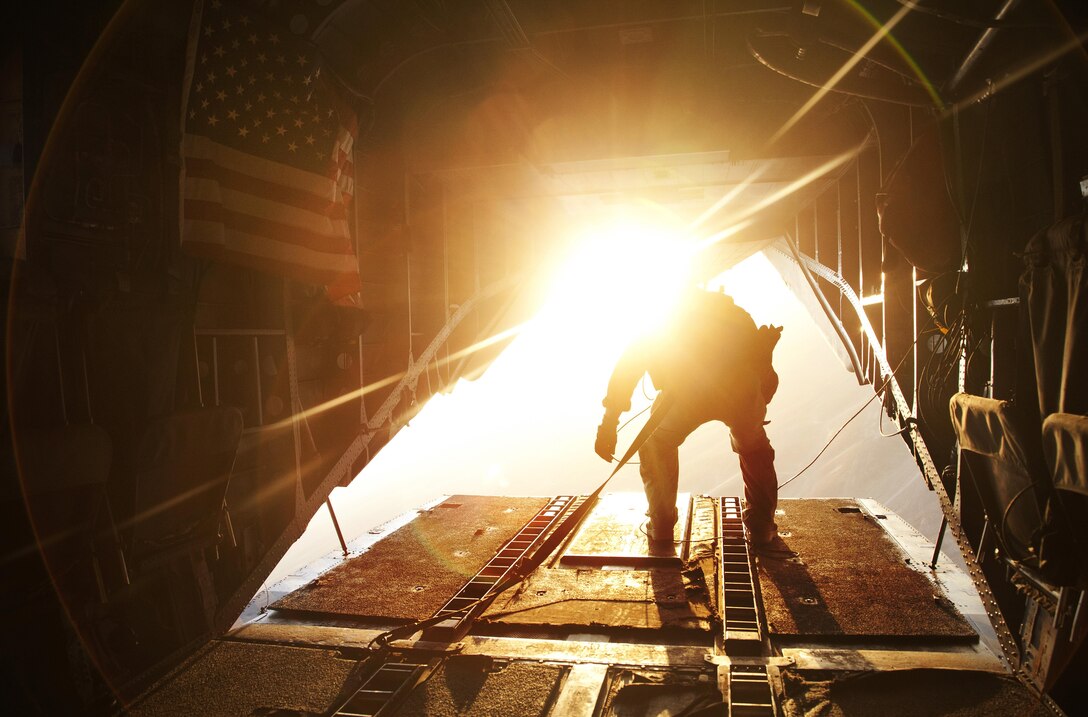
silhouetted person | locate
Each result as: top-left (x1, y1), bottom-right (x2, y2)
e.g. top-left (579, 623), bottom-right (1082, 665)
top-left (595, 289), bottom-right (783, 549)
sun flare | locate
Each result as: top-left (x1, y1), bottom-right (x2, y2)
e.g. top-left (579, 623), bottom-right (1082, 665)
top-left (532, 211), bottom-right (697, 354)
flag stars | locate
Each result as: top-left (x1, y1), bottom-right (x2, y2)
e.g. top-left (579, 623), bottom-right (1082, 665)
top-left (226, 66), bottom-right (237, 78)
top-left (215, 90), bottom-right (227, 101)
top-left (284, 75), bottom-right (293, 86)
top-left (201, 53), bottom-right (208, 64)
top-left (195, 82), bottom-right (204, 93)
top-left (268, 33), bottom-right (280, 45)
top-left (231, 39), bottom-right (240, 50)
top-left (221, 19), bottom-right (231, 30)
top-left (266, 73), bottom-right (276, 82)
top-left (296, 55), bottom-right (308, 67)
top-left (247, 33), bottom-right (258, 45)
top-left (204, 25), bottom-right (214, 37)
top-left (206, 71), bottom-right (217, 83)
top-left (257, 52), bottom-right (267, 63)
top-left (276, 125), bottom-right (287, 136)
top-left (240, 16), bottom-right (250, 27)
top-left (257, 93), bottom-right (267, 103)
top-left (290, 95), bottom-right (299, 104)
top-left (213, 45), bottom-right (226, 58)
top-left (227, 109), bottom-right (239, 121)
top-left (210, 0), bottom-right (222, 9)
top-left (207, 114), bottom-right (219, 126)
top-left (276, 55), bottom-right (286, 65)
top-left (252, 118), bottom-right (262, 127)
top-left (273, 90), bottom-right (282, 99)
top-left (287, 142), bottom-right (298, 153)
top-left (322, 128), bottom-right (331, 137)
top-left (239, 58), bottom-right (248, 68)
top-left (266, 109), bottom-right (276, 118)
top-left (236, 85), bottom-right (245, 95)
top-left (315, 151), bottom-right (326, 160)
top-left (294, 118), bottom-right (304, 128)
top-left (302, 75), bottom-right (312, 86)
top-left (248, 75), bottom-right (257, 85)
top-left (200, 98), bottom-right (210, 109)
top-left (305, 134), bottom-right (315, 145)
top-left (238, 126), bottom-right (249, 138)
top-left (188, 109), bottom-right (196, 120)
top-left (244, 102), bottom-right (253, 111)
top-left (262, 134), bottom-right (270, 143)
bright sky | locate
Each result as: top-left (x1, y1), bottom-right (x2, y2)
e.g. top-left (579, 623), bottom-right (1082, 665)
top-left (262, 232), bottom-right (947, 589)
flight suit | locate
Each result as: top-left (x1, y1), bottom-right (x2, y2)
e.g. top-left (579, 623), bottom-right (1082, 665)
top-left (597, 291), bottom-right (781, 545)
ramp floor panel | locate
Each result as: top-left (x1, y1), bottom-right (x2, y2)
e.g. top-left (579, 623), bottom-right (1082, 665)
top-left (481, 493), bottom-right (715, 633)
top-left (757, 499), bottom-right (976, 640)
top-left (129, 640), bottom-right (357, 717)
top-left (561, 492), bottom-right (690, 567)
top-left (482, 565), bottom-right (714, 632)
top-left (397, 656), bottom-right (565, 717)
top-left (780, 668), bottom-right (1050, 716)
top-left (271, 495), bottom-right (550, 621)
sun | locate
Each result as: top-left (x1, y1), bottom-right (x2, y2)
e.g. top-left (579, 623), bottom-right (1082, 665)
top-left (530, 209), bottom-right (697, 357)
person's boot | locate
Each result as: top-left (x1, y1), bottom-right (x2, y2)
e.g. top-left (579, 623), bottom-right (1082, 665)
top-left (645, 517), bottom-right (677, 556)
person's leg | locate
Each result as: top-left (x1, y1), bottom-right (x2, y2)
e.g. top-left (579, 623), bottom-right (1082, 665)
top-left (638, 402), bottom-right (698, 541)
top-left (638, 429), bottom-right (681, 541)
top-left (727, 395), bottom-right (779, 545)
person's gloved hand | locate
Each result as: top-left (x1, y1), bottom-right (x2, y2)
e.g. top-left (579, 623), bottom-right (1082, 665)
top-left (595, 416), bottom-right (618, 462)
top-left (757, 324), bottom-right (783, 351)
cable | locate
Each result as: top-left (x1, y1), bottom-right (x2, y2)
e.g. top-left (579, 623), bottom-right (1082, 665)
top-left (778, 384), bottom-right (885, 490)
top-left (618, 404), bottom-right (652, 434)
top-left (779, 334), bottom-right (919, 490)
top-left (636, 520), bottom-right (702, 546)
top-left (878, 399), bottom-right (915, 437)
top-left (999, 479), bottom-right (1042, 562)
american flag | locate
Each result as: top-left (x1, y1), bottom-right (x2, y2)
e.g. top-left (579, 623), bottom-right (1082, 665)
top-left (180, 0), bottom-right (360, 299)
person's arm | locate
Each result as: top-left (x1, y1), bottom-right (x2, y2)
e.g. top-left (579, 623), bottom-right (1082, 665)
top-left (595, 341), bottom-right (648, 461)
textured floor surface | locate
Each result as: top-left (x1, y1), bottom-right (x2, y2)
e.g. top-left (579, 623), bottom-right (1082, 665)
top-left (757, 499), bottom-right (975, 640)
top-left (603, 668), bottom-right (722, 717)
top-left (561, 493), bottom-right (690, 566)
top-left (780, 668), bottom-right (1052, 716)
top-left (128, 641), bottom-right (357, 717)
top-left (482, 564), bottom-right (714, 631)
top-left (397, 656), bottom-right (565, 717)
top-left (272, 495), bottom-right (549, 621)
top-left (482, 494), bottom-right (715, 632)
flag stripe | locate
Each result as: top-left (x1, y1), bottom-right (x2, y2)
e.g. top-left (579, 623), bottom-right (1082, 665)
top-left (184, 219), bottom-right (358, 274)
top-left (184, 199), bottom-right (352, 254)
top-left (181, 244), bottom-right (351, 285)
top-left (186, 158), bottom-right (348, 219)
top-left (185, 176), bottom-right (350, 233)
top-left (184, 134), bottom-right (347, 201)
